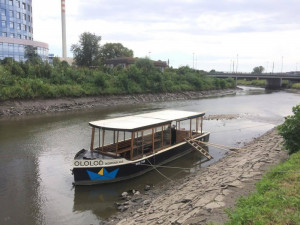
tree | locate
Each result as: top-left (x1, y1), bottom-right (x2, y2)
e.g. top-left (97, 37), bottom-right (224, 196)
top-left (71, 32), bottom-right (101, 67)
top-left (278, 105), bottom-right (300, 154)
top-left (24, 45), bottom-right (41, 63)
top-left (135, 57), bottom-right (155, 74)
top-left (252, 66), bottom-right (264, 74)
top-left (100, 43), bottom-right (133, 60)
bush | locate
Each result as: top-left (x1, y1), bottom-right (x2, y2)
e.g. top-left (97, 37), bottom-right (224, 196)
top-left (278, 105), bottom-right (300, 154)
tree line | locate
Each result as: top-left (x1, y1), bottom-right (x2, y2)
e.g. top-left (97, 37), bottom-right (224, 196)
top-left (0, 32), bottom-right (235, 100)
top-left (0, 57), bottom-right (235, 100)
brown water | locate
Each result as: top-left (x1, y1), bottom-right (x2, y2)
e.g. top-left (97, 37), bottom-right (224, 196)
top-left (0, 87), bottom-right (299, 225)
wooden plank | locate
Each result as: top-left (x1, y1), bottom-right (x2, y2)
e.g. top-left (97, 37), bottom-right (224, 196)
top-left (102, 129), bottom-right (105, 152)
top-left (201, 117), bottom-right (203, 134)
top-left (113, 131), bottom-right (116, 144)
top-left (130, 132), bottom-right (134, 160)
top-left (142, 131), bottom-right (144, 156)
top-left (90, 127), bottom-right (95, 151)
top-left (152, 128), bottom-right (154, 153)
top-left (116, 131), bottom-right (119, 155)
top-left (190, 119), bottom-right (192, 137)
top-left (161, 126), bottom-right (164, 148)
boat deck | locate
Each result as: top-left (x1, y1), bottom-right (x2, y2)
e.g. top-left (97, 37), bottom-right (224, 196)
top-left (75, 149), bottom-right (118, 160)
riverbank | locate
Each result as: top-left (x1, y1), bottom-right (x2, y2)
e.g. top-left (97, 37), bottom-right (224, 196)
top-left (0, 89), bottom-right (236, 117)
top-left (105, 128), bottom-right (288, 225)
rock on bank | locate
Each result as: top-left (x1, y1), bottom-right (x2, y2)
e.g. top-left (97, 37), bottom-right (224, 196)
top-left (0, 89), bottom-right (236, 117)
top-left (105, 128), bottom-right (288, 225)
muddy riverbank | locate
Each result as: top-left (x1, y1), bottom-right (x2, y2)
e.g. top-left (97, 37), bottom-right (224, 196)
top-left (105, 128), bottom-right (288, 225)
top-left (0, 89), bottom-right (236, 117)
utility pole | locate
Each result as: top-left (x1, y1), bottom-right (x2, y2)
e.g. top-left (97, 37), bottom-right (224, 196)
top-left (281, 56), bottom-right (283, 73)
top-left (236, 54), bottom-right (238, 73)
top-left (61, 0), bottom-right (67, 59)
top-left (272, 62), bottom-right (274, 73)
top-left (193, 53), bottom-right (194, 69)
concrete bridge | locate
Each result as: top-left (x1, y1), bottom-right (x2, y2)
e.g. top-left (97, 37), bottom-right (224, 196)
top-left (207, 72), bottom-right (300, 89)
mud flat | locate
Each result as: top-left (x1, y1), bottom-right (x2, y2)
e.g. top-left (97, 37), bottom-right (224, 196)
top-left (105, 128), bottom-right (288, 225)
top-left (0, 89), bottom-right (236, 117)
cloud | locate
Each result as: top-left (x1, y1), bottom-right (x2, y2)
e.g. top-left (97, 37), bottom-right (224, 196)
top-left (32, 0), bottom-right (300, 71)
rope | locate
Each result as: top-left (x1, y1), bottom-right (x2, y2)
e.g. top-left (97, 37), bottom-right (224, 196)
top-left (139, 163), bottom-right (190, 171)
top-left (210, 123), bottom-right (272, 134)
top-left (146, 158), bottom-right (173, 181)
top-left (196, 140), bottom-right (240, 152)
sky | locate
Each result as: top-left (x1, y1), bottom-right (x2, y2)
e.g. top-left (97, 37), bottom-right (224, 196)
top-left (33, 0), bottom-right (300, 72)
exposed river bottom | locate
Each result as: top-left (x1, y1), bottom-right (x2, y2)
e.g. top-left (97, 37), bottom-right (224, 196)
top-left (106, 128), bottom-right (288, 225)
top-left (0, 86), bottom-right (299, 225)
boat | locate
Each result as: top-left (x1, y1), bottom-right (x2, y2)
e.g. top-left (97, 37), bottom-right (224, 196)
top-left (72, 109), bottom-right (210, 185)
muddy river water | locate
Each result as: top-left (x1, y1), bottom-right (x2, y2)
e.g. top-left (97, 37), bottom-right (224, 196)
top-left (0, 86), bottom-right (299, 225)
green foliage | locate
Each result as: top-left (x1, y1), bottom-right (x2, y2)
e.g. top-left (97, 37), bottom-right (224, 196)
top-left (24, 45), bottom-right (41, 63)
top-left (252, 66), bottom-right (265, 74)
top-left (71, 32), bottom-right (102, 67)
top-left (0, 58), bottom-right (235, 101)
top-left (291, 82), bottom-right (300, 89)
top-left (225, 151), bottom-right (300, 225)
top-left (100, 43), bottom-right (134, 60)
top-left (278, 105), bottom-right (300, 154)
top-left (237, 79), bottom-right (266, 87)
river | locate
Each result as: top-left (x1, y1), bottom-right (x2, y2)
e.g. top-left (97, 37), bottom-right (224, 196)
top-left (0, 86), bottom-right (299, 225)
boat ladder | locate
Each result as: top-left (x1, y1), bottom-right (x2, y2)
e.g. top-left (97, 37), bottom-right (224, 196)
top-left (185, 138), bottom-right (213, 160)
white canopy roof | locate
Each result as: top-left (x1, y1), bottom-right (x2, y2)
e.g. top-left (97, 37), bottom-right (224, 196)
top-left (89, 110), bottom-right (205, 131)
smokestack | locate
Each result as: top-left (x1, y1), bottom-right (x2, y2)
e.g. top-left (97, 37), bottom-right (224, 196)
top-left (61, 0), bottom-right (67, 58)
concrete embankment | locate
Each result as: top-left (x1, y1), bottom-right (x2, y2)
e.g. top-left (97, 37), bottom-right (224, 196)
top-left (106, 128), bottom-right (288, 225)
top-left (0, 89), bottom-right (236, 117)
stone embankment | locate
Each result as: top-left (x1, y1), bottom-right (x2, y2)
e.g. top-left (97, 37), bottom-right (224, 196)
top-left (0, 89), bottom-right (236, 117)
top-left (106, 128), bottom-right (288, 225)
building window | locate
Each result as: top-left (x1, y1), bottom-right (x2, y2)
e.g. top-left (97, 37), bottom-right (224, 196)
top-left (17, 34), bottom-right (21, 39)
top-left (8, 0), bottom-right (13, 6)
top-left (2, 32), bottom-right (7, 37)
top-left (17, 1), bottom-right (20, 8)
top-left (22, 2), bottom-right (26, 9)
top-left (9, 21), bottom-right (13, 28)
top-left (22, 13), bottom-right (26, 20)
top-left (9, 10), bottom-right (13, 17)
top-left (23, 35), bottom-right (27, 39)
top-left (28, 15), bottom-right (30, 22)
top-left (1, 8), bottom-right (5, 16)
top-left (17, 23), bottom-right (21, 30)
top-left (10, 33), bottom-right (14, 38)
top-left (27, 4), bottom-right (30, 11)
top-left (0, 0), bottom-right (6, 4)
top-left (21, 24), bottom-right (26, 31)
top-left (28, 26), bottom-right (30, 32)
top-left (16, 12), bottom-right (20, 19)
top-left (1, 20), bottom-right (6, 28)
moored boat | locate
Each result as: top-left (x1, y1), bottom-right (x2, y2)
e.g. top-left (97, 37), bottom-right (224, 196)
top-left (73, 109), bottom-right (210, 185)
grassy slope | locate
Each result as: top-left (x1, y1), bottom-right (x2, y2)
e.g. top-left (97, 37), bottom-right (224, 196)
top-left (225, 151), bottom-right (300, 225)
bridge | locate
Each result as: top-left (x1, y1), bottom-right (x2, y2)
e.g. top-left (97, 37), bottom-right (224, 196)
top-left (207, 72), bottom-right (300, 89)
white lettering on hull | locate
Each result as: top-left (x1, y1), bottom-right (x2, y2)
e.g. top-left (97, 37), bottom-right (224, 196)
top-left (73, 159), bottom-right (125, 168)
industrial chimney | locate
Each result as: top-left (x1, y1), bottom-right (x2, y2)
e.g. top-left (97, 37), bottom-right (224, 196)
top-left (61, 0), bottom-right (67, 58)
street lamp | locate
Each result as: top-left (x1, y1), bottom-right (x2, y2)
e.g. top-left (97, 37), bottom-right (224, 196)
top-left (193, 53), bottom-right (195, 69)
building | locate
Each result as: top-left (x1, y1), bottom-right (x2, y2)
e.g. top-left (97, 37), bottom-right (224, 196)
top-left (0, 0), bottom-right (48, 61)
top-left (105, 57), bottom-right (168, 72)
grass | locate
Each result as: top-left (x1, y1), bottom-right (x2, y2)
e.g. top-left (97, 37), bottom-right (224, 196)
top-left (225, 151), bottom-right (300, 225)
top-left (237, 79), bottom-right (266, 87)
top-left (291, 83), bottom-right (300, 89)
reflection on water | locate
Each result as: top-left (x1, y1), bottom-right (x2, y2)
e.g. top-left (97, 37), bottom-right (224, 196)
top-left (0, 86), bottom-right (299, 224)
